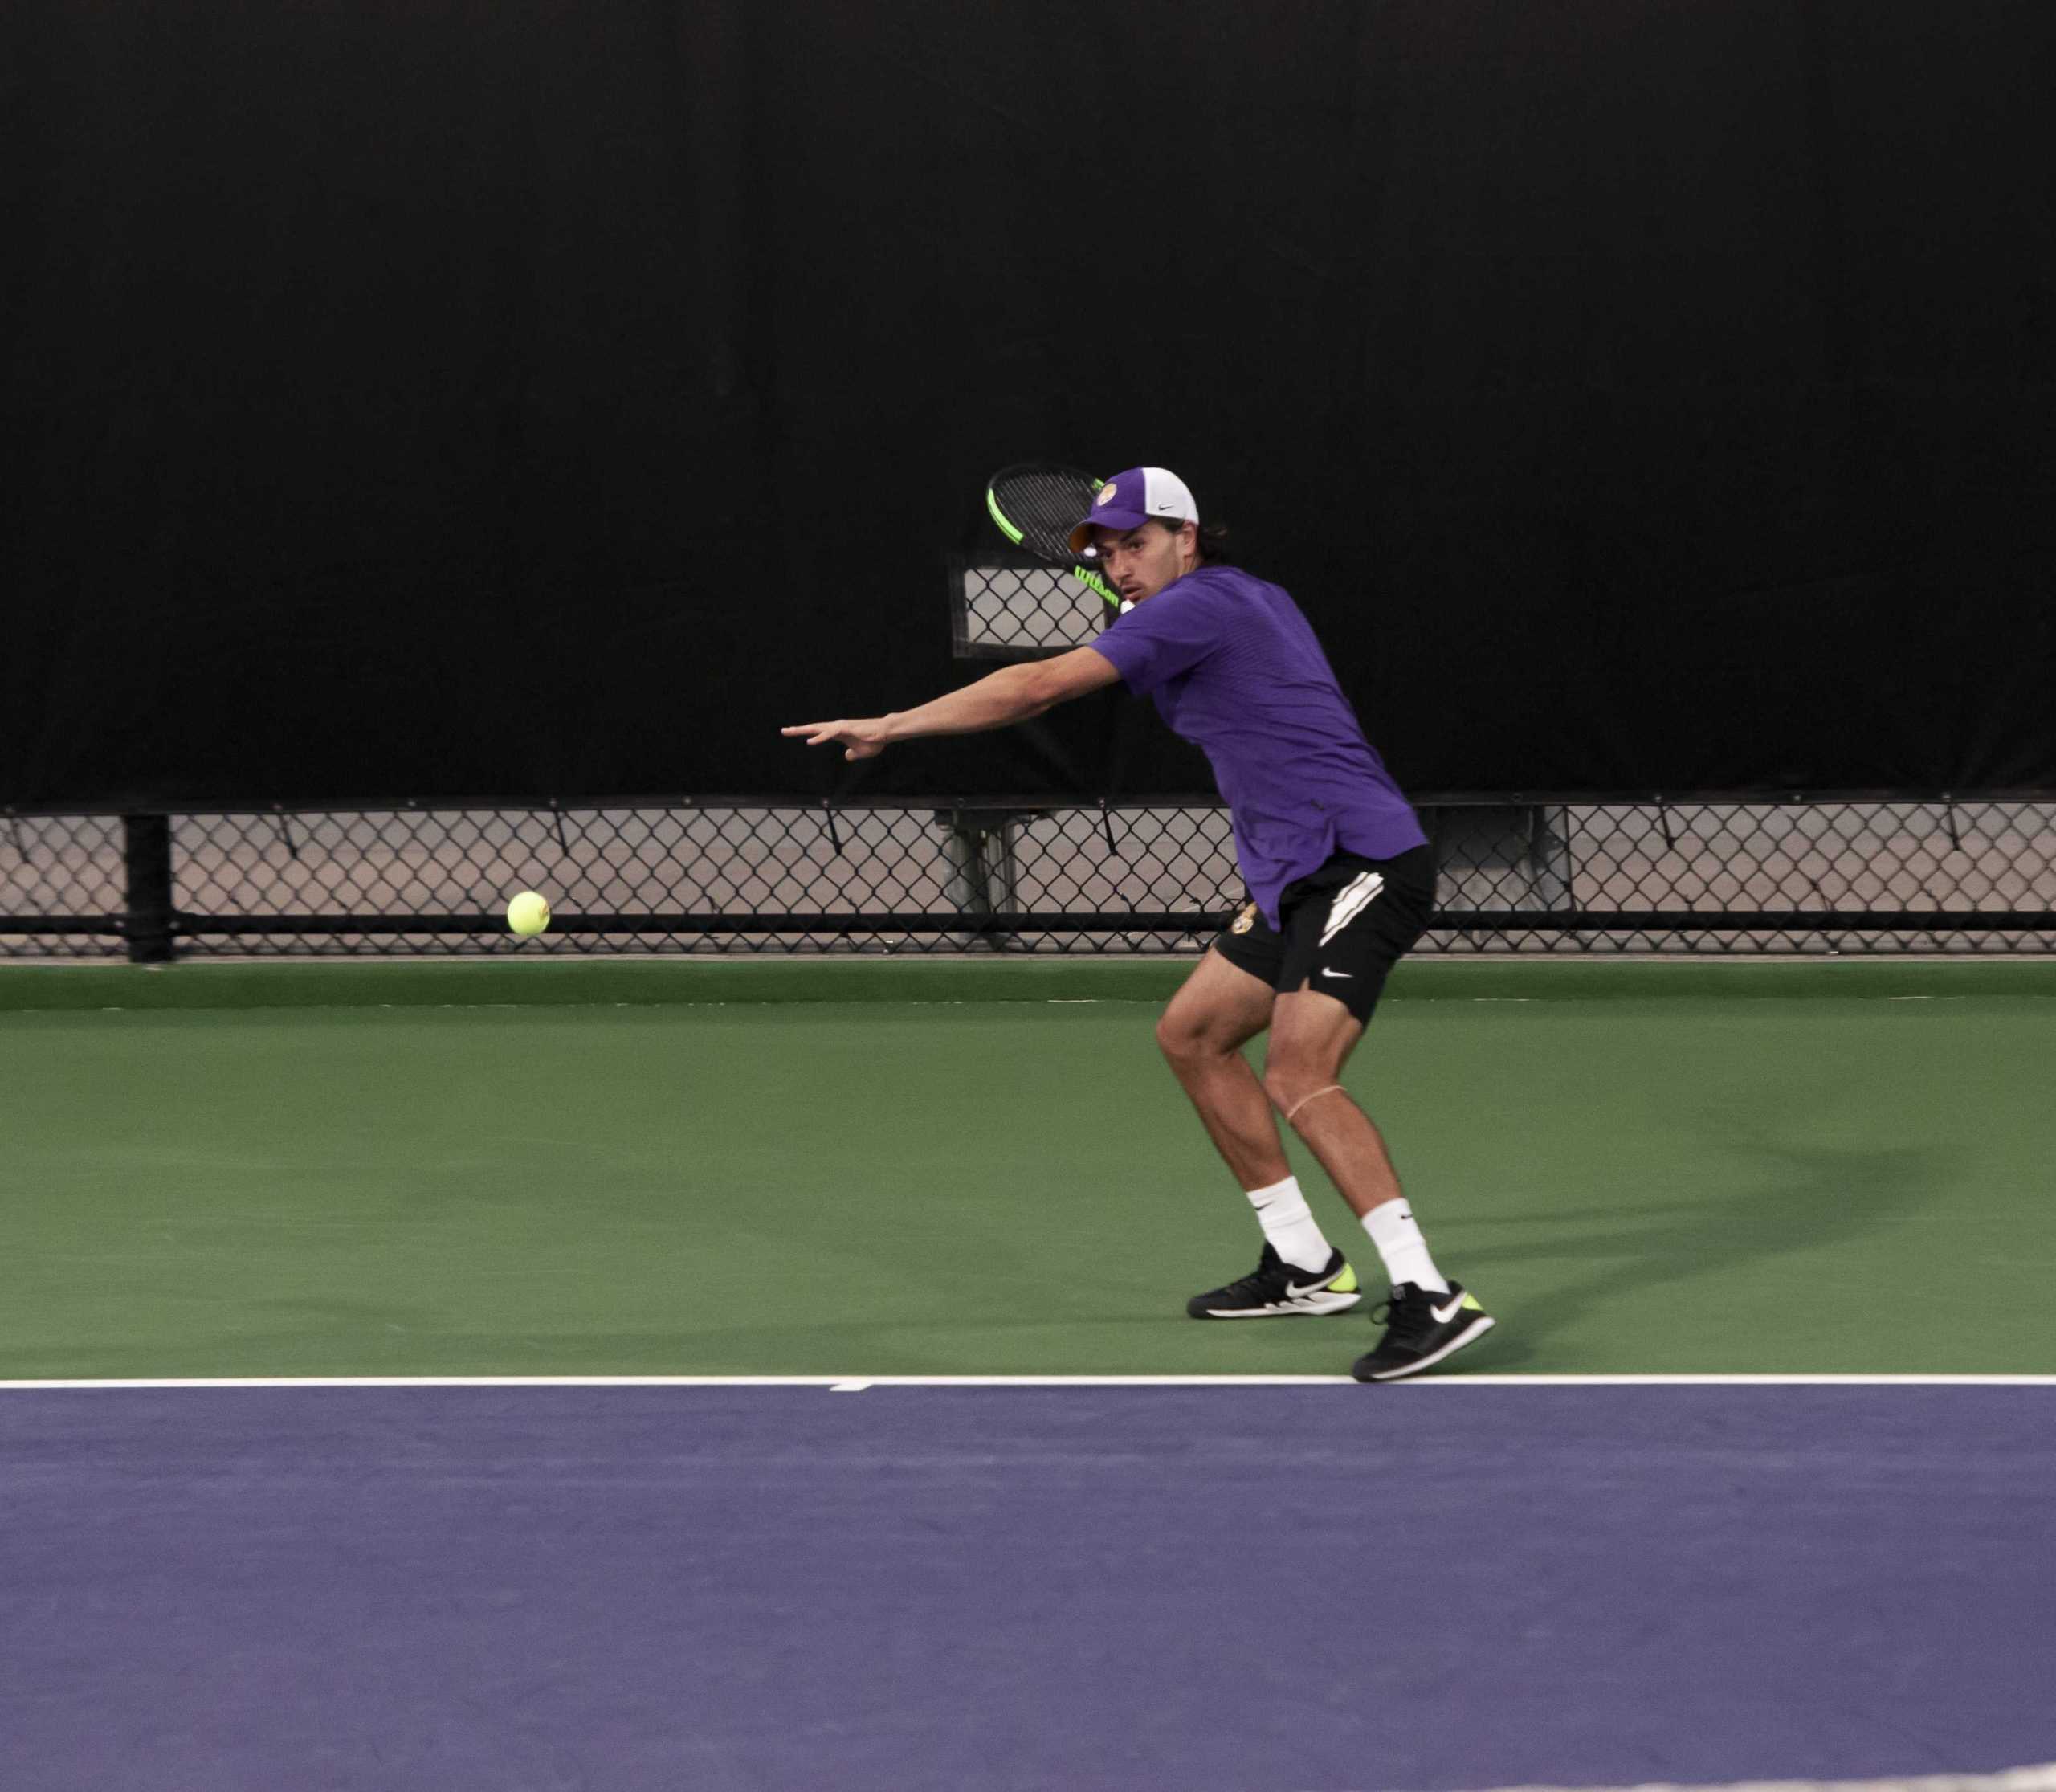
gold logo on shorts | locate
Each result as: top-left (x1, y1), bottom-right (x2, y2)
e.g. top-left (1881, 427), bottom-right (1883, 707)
top-left (1229, 902), bottom-right (1258, 935)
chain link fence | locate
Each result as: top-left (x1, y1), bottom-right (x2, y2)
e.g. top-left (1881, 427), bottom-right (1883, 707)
top-left (8, 559), bottom-right (2046, 961)
top-left (3, 797), bottom-right (2050, 960)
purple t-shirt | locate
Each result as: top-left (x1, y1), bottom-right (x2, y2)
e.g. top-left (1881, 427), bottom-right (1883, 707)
top-left (1089, 564), bottom-right (1426, 926)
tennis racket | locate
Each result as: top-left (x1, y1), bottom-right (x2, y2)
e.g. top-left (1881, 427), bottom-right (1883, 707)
top-left (987, 461), bottom-right (1137, 857)
top-left (984, 462), bottom-right (1126, 617)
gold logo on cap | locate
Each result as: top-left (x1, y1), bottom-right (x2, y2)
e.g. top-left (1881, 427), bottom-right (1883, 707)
top-left (1095, 483), bottom-right (1118, 506)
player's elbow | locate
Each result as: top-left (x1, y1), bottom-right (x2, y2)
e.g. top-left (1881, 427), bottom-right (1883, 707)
top-left (1021, 656), bottom-right (1106, 716)
top-left (1015, 664), bottom-right (1065, 716)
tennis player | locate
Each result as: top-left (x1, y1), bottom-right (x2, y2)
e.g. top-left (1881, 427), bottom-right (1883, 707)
top-left (782, 467), bottom-right (1492, 1382)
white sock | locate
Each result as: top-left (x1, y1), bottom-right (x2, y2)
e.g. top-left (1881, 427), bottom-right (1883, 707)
top-left (1245, 1176), bottom-right (1333, 1274)
top-left (1360, 1200), bottom-right (1449, 1293)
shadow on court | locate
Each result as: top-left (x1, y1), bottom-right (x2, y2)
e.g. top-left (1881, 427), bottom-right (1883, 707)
top-left (1442, 1111), bottom-right (1936, 1370)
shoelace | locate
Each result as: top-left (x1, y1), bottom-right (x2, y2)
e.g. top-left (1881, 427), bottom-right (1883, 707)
top-left (1222, 1268), bottom-right (1285, 1302)
top-left (1371, 1288), bottom-right (1434, 1340)
top-left (1217, 1252), bottom-right (1290, 1303)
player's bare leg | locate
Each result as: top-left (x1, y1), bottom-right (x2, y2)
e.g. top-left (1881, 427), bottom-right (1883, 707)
top-left (1259, 988), bottom-right (1398, 1220)
top-left (1160, 950), bottom-right (1363, 1316)
top-left (1266, 985), bottom-right (1495, 1378)
top-left (1154, 947), bottom-right (1283, 1188)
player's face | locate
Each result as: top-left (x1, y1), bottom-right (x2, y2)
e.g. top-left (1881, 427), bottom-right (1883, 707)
top-left (1090, 520), bottom-right (1197, 606)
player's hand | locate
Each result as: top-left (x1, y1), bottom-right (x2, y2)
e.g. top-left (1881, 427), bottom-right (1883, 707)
top-left (780, 717), bottom-right (891, 761)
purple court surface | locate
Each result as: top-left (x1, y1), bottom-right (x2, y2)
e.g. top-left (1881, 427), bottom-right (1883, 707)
top-left (3, 1384), bottom-right (2051, 1792)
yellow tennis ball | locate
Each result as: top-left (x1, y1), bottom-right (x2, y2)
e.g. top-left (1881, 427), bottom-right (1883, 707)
top-left (506, 891), bottom-right (551, 937)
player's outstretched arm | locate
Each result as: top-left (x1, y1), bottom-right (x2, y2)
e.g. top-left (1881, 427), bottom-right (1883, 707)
top-left (781, 647), bottom-right (1118, 761)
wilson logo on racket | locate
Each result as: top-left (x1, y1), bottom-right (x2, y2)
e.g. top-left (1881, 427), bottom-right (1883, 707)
top-left (985, 463), bottom-right (1124, 619)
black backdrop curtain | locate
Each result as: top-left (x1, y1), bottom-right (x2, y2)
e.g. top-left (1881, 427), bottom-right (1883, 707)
top-left (3, 1), bottom-right (2052, 811)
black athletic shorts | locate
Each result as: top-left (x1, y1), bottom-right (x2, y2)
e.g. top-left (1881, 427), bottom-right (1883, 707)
top-left (1210, 844), bottom-right (1437, 1025)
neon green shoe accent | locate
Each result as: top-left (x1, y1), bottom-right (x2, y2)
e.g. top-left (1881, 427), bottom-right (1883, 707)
top-left (1332, 1263), bottom-right (1360, 1295)
top-left (1461, 1292), bottom-right (1483, 1311)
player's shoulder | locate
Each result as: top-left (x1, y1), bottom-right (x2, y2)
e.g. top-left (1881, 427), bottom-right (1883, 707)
top-left (1106, 563), bottom-right (1279, 638)
top-left (1175, 563), bottom-right (1299, 627)
top-left (1171, 562), bottom-right (1276, 606)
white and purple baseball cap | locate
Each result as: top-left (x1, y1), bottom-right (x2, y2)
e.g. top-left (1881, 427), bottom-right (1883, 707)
top-left (1067, 467), bottom-right (1199, 553)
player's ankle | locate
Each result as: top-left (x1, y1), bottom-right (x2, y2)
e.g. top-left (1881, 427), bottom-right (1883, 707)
top-left (1360, 1199), bottom-right (1448, 1292)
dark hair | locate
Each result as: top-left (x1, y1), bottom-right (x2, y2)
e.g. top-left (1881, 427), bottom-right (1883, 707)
top-left (1158, 516), bottom-right (1235, 565)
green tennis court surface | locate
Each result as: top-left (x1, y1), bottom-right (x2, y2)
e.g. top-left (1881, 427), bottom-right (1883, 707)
top-left (3, 964), bottom-right (2051, 1380)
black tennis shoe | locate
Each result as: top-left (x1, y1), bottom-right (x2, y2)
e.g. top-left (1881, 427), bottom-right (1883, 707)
top-left (1351, 1281), bottom-right (1495, 1381)
top-left (1187, 1243), bottom-right (1363, 1319)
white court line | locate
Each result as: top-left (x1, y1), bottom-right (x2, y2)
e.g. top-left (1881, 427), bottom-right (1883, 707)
top-left (2, 1374), bottom-right (2054, 1391)
top-left (1397, 1770), bottom-right (2056, 1792)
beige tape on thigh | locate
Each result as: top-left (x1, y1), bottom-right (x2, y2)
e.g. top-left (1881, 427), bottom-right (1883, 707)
top-left (1283, 1084), bottom-right (1347, 1125)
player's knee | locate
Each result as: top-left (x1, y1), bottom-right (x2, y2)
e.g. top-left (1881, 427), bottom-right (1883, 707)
top-left (1260, 1058), bottom-right (1312, 1113)
top-left (1156, 1006), bottom-right (1242, 1065)
top-left (1263, 1051), bottom-right (1346, 1119)
top-left (1155, 1009), bottom-right (1210, 1063)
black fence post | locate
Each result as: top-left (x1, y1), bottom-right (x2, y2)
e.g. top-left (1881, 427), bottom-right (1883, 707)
top-left (122, 814), bottom-right (175, 964)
